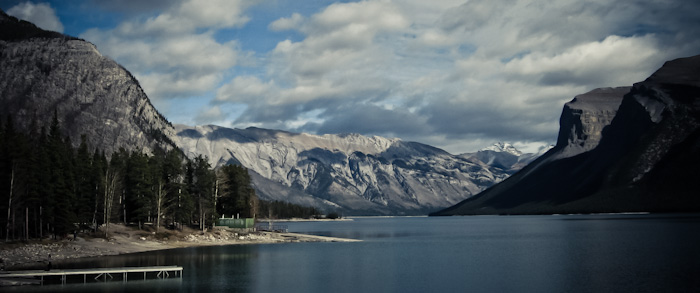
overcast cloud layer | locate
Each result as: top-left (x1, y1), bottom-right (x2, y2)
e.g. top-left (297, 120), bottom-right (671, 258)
top-left (4, 0), bottom-right (700, 153)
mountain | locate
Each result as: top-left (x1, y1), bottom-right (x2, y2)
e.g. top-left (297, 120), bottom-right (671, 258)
top-left (459, 142), bottom-right (553, 174)
top-left (0, 10), bottom-right (176, 154)
top-left (432, 55), bottom-right (700, 216)
top-left (174, 125), bottom-right (536, 215)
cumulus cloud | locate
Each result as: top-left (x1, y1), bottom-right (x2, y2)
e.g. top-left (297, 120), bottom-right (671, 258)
top-left (269, 12), bottom-right (303, 31)
top-left (79, 0), bottom-right (253, 100)
top-left (7, 1), bottom-right (63, 32)
top-left (504, 35), bottom-right (663, 86)
top-left (210, 0), bottom-right (700, 154)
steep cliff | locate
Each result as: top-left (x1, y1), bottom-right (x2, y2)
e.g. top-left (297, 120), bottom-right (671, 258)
top-left (175, 125), bottom-right (522, 215)
top-left (0, 10), bottom-right (176, 154)
top-left (433, 55), bottom-right (700, 215)
top-left (554, 87), bottom-right (630, 159)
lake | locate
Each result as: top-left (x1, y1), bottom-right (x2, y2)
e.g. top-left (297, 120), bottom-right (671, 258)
top-left (6, 214), bottom-right (700, 292)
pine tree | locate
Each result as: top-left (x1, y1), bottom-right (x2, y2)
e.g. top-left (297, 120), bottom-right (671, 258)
top-left (189, 155), bottom-right (215, 230)
top-left (36, 126), bottom-right (51, 238)
top-left (126, 151), bottom-right (152, 230)
top-left (74, 135), bottom-right (94, 231)
top-left (47, 112), bottom-right (77, 238)
top-left (148, 150), bottom-right (165, 232)
top-left (24, 116), bottom-right (42, 239)
top-left (218, 164), bottom-right (258, 219)
top-left (161, 149), bottom-right (184, 230)
top-left (90, 149), bottom-right (106, 231)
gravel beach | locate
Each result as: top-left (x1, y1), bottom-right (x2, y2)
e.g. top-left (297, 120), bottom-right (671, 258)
top-left (0, 223), bottom-right (358, 270)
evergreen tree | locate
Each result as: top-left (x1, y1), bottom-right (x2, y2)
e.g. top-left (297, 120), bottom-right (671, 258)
top-left (148, 149), bottom-right (165, 232)
top-left (24, 116), bottom-right (42, 239)
top-left (36, 126), bottom-right (51, 238)
top-left (162, 149), bottom-right (184, 230)
top-left (189, 155), bottom-right (215, 230)
top-left (74, 135), bottom-right (94, 231)
top-left (126, 151), bottom-right (152, 229)
top-left (176, 160), bottom-right (196, 229)
top-left (47, 112), bottom-right (77, 238)
top-left (90, 149), bottom-right (106, 231)
top-left (218, 164), bottom-right (257, 219)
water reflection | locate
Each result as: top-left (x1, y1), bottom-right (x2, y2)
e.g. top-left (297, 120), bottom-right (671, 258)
top-left (5, 214), bottom-right (700, 292)
top-left (5, 245), bottom-right (259, 292)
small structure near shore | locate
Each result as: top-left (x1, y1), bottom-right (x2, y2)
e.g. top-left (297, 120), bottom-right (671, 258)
top-left (215, 217), bottom-right (255, 229)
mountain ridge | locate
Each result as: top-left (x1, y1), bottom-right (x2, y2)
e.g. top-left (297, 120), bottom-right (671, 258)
top-left (432, 55), bottom-right (700, 216)
top-left (174, 124), bottom-right (540, 215)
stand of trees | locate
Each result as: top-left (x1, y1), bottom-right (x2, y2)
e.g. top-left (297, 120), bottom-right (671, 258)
top-left (0, 114), bottom-right (262, 241)
top-left (258, 200), bottom-right (322, 219)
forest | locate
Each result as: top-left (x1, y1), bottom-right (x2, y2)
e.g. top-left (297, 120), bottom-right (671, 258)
top-left (0, 113), bottom-right (320, 241)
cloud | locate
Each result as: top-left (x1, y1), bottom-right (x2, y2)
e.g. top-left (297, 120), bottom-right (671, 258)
top-left (209, 0), bottom-right (700, 154)
top-left (7, 1), bottom-right (63, 32)
top-left (315, 104), bottom-right (431, 137)
top-left (269, 12), bottom-right (303, 32)
top-left (194, 106), bottom-right (226, 125)
top-left (79, 0), bottom-right (253, 100)
top-left (504, 35), bottom-right (663, 86)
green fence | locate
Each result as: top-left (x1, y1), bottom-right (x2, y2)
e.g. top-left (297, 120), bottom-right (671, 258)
top-left (216, 218), bottom-right (255, 229)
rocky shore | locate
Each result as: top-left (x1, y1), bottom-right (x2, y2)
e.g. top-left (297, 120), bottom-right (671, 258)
top-left (0, 224), bottom-right (358, 270)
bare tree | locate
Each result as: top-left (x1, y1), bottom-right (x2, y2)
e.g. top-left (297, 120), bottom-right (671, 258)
top-left (5, 167), bottom-right (14, 242)
top-left (154, 179), bottom-right (166, 233)
top-left (103, 168), bottom-right (121, 238)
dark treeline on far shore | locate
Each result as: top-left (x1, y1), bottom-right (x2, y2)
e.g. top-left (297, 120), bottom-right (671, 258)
top-left (0, 113), bottom-right (324, 242)
top-left (258, 200), bottom-right (323, 219)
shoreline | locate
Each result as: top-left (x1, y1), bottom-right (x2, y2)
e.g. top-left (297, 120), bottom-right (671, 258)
top-left (258, 218), bottom-right (354, 222)
top-left (0, 224), bottom-right (359, 271)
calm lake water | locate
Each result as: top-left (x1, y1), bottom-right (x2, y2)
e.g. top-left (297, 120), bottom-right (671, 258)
top-left (6, 214), bottom-right (700, 292)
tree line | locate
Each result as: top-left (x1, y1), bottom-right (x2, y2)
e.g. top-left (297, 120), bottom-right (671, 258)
top-left (0, 113), bottom-right (261, 241)
top-left (258, 200), bottom-right (323, 219)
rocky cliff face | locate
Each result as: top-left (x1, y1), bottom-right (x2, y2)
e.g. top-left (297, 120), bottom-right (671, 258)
top-left (0, 10), bottom-right (176, 154)
top-left (433, 55), bottom-right (700, 216)
top-left (175, 125), bottom-right (525, 215)
top-left (554, 87), bottom-right (630, 159)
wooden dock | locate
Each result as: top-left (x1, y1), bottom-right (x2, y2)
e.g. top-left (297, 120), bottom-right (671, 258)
top-left (0, 266), bottom-right (182, 285)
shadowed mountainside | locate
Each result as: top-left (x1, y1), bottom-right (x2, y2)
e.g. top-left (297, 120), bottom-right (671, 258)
top-left (433, 55), bottom-right (700, 215)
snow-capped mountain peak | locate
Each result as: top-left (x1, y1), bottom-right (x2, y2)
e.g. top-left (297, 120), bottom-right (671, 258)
top-left (483, 142), bottom-right (523, 156)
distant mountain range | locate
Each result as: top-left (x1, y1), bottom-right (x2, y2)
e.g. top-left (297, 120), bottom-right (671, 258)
top-left (174, 125), bottom-right (542, 215)
top-left (433, 55), bottom-right (700, 215)
top-left (459, 142), bottom-right (552, 175)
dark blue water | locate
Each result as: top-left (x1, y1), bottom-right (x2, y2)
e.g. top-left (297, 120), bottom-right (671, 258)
top-left (6, 214), bottom-right (700, 292)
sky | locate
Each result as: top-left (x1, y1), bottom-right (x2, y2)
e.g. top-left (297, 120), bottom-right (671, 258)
top-left (2, 0), bottom-right (700, 154)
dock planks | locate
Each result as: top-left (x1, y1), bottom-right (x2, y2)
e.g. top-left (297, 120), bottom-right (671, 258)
top-left (0, 265), bottom-right (182, 285)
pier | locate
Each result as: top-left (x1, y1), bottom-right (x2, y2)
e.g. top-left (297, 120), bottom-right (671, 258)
top-left (0, 266), bottom-right (182, 285)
